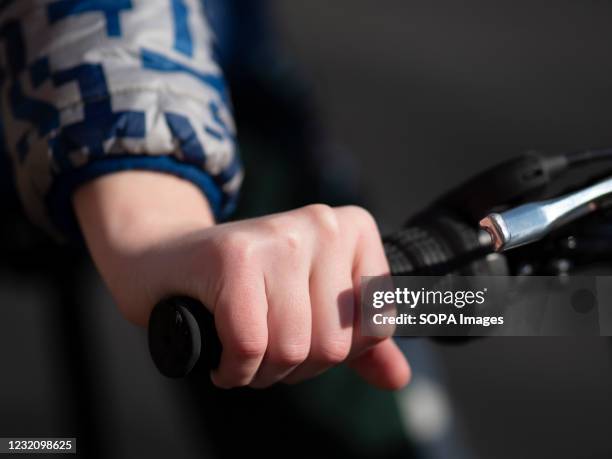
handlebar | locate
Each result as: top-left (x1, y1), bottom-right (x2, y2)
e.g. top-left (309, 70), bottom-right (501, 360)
top-left (480, 175), bottom-right (612, 251)
top-left (148, 221), bottom-right (493, 378)
top-left (148, 149), bottom-right (612, 378)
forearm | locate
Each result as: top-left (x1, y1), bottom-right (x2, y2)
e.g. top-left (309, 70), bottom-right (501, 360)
top-left (73, 171), bottom-right (215, 326)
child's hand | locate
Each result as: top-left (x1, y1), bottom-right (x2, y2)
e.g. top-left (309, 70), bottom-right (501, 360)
top-left (74, 171), bottom-right (410, 390)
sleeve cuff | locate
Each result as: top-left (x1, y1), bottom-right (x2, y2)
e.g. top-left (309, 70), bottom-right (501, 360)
top-left (46, 154), bottom-right (239, 241)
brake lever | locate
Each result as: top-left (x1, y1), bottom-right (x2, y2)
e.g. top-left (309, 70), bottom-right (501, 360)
top-left (480, 175), bottom-right (612, 252)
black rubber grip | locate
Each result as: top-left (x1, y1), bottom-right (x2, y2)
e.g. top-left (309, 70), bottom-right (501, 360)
top-left (148, 224), bottom-right (482, 378)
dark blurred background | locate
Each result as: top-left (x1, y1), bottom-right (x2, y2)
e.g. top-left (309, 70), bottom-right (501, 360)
top-left (273, 1), bottom-right (612, 458)
top-left (3, 1), bottom-right (612, 458)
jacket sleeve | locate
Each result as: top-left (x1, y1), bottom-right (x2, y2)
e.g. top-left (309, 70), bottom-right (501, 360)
top-left (0, 0), bottom-right (242, 239)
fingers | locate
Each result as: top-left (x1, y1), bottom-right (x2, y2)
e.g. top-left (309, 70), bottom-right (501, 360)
top-left (210, 268), bottom-right (269, 389)
top-left (339, 206), bottom-right (396, 358)
top-left (338, 206), bottom-right (409, 390)
top-left (206, 204), bottom-right (410, 390)
top-left (249, 273), bottom-right (311, 388)
top-left (283, 257), bottom-right (354, 384)
top-left (348, 338), bottom-right (411, 390)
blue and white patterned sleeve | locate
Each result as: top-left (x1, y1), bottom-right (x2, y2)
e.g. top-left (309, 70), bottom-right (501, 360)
top-left (0, 0), bottom-right (242, 239)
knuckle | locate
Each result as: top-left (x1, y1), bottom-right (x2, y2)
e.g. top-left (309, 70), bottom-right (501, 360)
top-left (270, 342), bottom-right (309, 367)
top-left (315, 337), bottom-right (351, 364)
top-left (232, 337), bottom-right (267, 360)
top-left (305, 204), bottom-right (340, 237)
top-left (348, 205), bottom-right (378, 230)
top-left (262, 216), bottom-right (287, 235)
top-left (222, 232), bottom-right (256, 266)
top-left (283, 229), bottom-right (302, 251)
top-left (264, 217), bottom-right (304, 254)
top-left (305, 203), bottom-right (335, 221)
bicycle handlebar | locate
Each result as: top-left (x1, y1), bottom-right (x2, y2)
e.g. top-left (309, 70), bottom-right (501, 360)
top-left (148, 223), bottom-right (492, 378)
top-left (148, 151), bottom-right (612, 378)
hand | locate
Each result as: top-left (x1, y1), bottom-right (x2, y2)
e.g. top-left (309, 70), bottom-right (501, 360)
top-left (74, 171), bottom-right (410, 390)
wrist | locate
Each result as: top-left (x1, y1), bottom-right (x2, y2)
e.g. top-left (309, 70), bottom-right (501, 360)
top-left (73, 171), bottom-right (215, 251)
top-left (73, 171), bottom-right (216, 325)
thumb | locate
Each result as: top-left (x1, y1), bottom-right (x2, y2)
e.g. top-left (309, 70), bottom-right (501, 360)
top-left (347, 338), bottom-right (411, 390)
